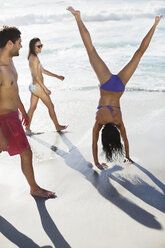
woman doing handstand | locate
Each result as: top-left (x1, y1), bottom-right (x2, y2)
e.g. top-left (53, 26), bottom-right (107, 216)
top-left (67, 7), bottom-right (162, 169)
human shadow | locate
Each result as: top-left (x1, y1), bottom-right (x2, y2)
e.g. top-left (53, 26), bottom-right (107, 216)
top-left (31, 133), bottom-right (162, 229)
top-left (133, 162), bottom-right (165, 194)
top-left (107, 164), bottom-right (165, 213)
top-left (33, 197), bottom-right (71, 248)
top-left (0, 216), bottom-right (52, 248)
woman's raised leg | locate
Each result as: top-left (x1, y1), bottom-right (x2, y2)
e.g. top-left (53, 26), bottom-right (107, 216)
top-left (117, 16), bottom-right (162, 86)
top-left (67, 6), bottom-right (112, 84)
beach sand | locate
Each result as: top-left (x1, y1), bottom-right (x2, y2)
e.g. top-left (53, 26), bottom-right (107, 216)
top-left (0, 90), bottom-right (165, 248)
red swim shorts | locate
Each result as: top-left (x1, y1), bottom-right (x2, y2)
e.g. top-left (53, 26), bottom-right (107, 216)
top-left (0, 111), bottom-right (30, 156)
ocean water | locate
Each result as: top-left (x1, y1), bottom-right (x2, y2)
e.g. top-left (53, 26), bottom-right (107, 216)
top-left (0, 0), bottom-right (165, 92)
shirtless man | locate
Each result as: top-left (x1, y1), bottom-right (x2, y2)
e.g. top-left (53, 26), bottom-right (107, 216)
top-left (0, 26), bottom-right (55, 198)
top-left (26, 37), bottom-right (67, 134)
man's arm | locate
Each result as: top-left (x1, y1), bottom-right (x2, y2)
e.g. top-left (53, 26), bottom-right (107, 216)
top-left (41, 66), bottom-right (64, 81)
top-left (0, 74), bottom-right (8, 151)
top-left (18, 96), bottom-right (29, 126)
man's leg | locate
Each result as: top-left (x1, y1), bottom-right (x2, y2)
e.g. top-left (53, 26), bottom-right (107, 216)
top-left (20, 149), bottom-right (55, 198)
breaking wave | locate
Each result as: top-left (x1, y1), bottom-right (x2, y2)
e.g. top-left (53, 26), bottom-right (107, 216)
top-left (0, 7), bottom-right (164, 26)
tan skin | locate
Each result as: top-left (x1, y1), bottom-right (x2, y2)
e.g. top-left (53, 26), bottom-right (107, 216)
top-left (26, 40), bottom-right (67, 133)
top-left (67, 7), bottom-right (162, 169)
top-left (0, 37), bottom-right (55, 198)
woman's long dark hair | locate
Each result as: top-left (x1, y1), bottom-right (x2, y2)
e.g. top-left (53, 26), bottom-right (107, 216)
top-left (27, 37), bottom-right (40, 60)
top-left (101, 123), bottom-right (124, 162)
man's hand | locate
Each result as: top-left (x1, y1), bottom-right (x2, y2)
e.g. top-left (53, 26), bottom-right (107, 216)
top-left (0, 133), bottom-right (8, 153)
top-left (22, 112), bottom-right (29, 126)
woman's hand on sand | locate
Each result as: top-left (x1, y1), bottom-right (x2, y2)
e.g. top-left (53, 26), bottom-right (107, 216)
top-left (95, 162), bottom-right (108, 170)
top-left (124, 157), bottom-right (134, 164)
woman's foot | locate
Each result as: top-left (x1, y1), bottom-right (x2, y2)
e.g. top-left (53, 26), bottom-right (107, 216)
top-left (67, 6), bottom-right (81, 18)
top-left (56, 125), bottom-right (68, 132)
top-left (155, 15), bottom-right (163, 26)
top-left (31, 186), bottom-right (55, 198)
top-left (25, 130), bottom-right (33, 136)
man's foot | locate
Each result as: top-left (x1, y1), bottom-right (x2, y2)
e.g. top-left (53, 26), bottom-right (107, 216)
top-left (56, 125), bottom-right (68, 132)
top-left (155, 15), bottom-right (163, 25)
top-left (67, 6), bottom-right (81, 18)
top-left (31, 187), bottom-right (55, 198)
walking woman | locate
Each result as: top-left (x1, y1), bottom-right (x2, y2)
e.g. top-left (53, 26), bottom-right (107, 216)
top-left (26, 38), bottom-right (67, 134)
top-left (67, 7), bottom-right (162, 169)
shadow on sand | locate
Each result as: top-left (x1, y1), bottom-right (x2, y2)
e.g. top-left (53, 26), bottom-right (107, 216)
top-left (134, 162), bottom-right (165, 194)
top-left (0, 216), bottom-right (52, 248)
top-left (33, 196), bottom-right (71, 248)
top-left (0, 199), bottom-right (71, 248)
top-left (107, 162), bottom-right (165, 213)
top-left (30, 132), bottom-right (162, 230)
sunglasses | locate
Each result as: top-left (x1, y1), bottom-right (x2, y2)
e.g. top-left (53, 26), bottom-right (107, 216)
top-left (36, 44), bottom-right (43, 49)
